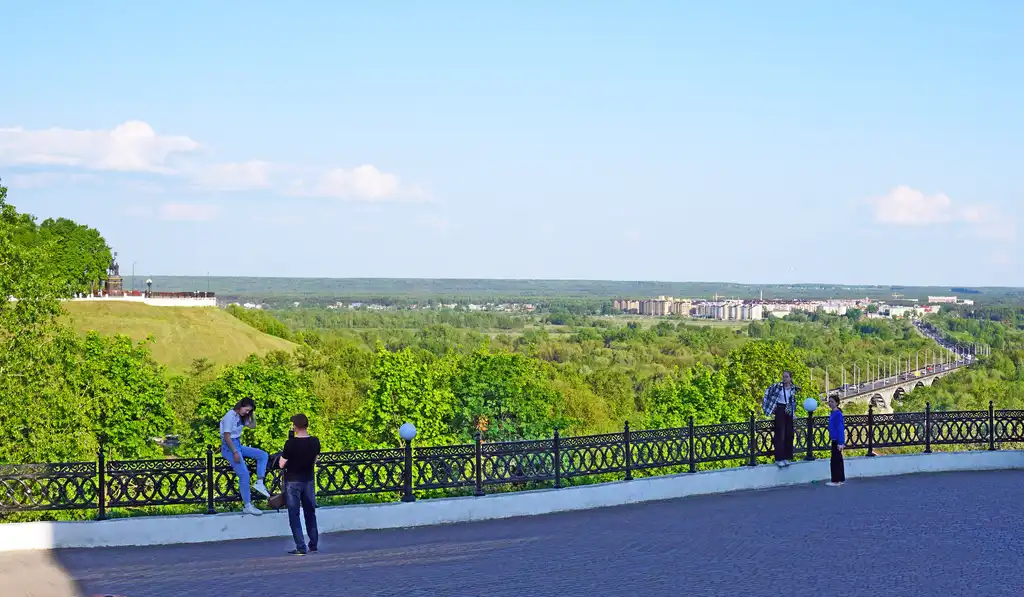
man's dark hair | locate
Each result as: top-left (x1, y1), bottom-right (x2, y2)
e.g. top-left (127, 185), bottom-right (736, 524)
top-left (291, 413), bottom-right (309, 430)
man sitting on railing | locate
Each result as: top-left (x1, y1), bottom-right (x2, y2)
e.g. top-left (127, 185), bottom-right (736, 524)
top-left (762, 371), bottom-right (799, 467)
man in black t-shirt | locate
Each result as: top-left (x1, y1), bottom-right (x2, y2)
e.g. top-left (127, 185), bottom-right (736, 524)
top-left (279, 413), bottom-right (321, 555)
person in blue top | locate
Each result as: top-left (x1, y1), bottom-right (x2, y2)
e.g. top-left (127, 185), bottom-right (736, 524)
top-left (827, 394), bottom-right (846, 486)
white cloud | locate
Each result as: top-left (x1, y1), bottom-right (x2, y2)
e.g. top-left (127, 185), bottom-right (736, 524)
top-left (158, 203), bottom-right (221, 221)
top-left (289, 165), bottom-right (428, 202)
top-left (0, 121), bottom-right (426, 202)
top-left (0, 121), bottom-right (200, 174)
top-left (864, 185), bottom-right (1015, 240)
top-left (124, 203), bottom-right (220, 221)
top-left (864, 186), bottom-right (965, 226)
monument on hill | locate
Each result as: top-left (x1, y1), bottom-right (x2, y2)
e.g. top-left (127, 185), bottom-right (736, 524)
top-left (104, 252), bottom-right (123, 296)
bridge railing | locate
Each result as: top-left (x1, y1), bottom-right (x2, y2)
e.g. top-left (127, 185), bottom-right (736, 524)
top-left (1, 402), bottom-right (1018, 519)
top-left (827, 361), bottom-right (968, 398)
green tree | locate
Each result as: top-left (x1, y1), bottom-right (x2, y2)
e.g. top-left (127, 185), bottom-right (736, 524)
top-left (187, 351), bottom-right (321, 455)
top-left (723, 340), bottom-right (811, 413)
top-left (345, 345), bottom-right (458, 448)
top-left (641, 363), bottom-right (733, 429)
top-left (0, 181), bottom-right (93, 463)
top-left (166, 358), bottom-right (219, 437)
top-left (37, 217), bottom-right (112, 295)
top-left (226, 304), bottom-right (293, 340)
top-left (66, 332), bottom-right (172, 459)
top-left (452, 350), bottom-right (569, 441)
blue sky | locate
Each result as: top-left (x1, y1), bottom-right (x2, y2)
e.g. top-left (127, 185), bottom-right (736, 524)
top-left (2, 1), bottom-right (1023, 286)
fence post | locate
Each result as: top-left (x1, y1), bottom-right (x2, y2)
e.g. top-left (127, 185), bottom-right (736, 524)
top-left (624, 421), bottom-right (633, 481)
top-left (687, 416), bottom-right (696, 473)
top-left (804, 411), bottom-right (815, 461)
top-left (401, 438), bottom-right (415, 503)
top-left (747, 412), bottom-right (757, 466)
top-left (553, 428), bottom-right (562, 489)
top-left (96, 444), bottom-right (107, 521)
top-left (924, 402), bottom-right (932, 454)
top-left (989, 401), bottom-right (996, 451)
top-left (867, 405), bottom-right (876, 457)
top-left (205, 446), bottom-right (216, 514)
top-left (474, 432), bottom-right (485, 497)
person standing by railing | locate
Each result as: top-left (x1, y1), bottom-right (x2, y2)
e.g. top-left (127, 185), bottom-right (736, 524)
top-left (827, 394), bottom-right (846, 486)
top-left (220, 397), bottom-right (271, 516)
top-left (762, 371), bottom-right (798, 467)
top-left (279, 413), bottom-right (321, 555)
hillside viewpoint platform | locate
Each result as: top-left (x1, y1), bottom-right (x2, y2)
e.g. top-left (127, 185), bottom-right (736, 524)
top-left (5, 470), bottom-right (1024, 597)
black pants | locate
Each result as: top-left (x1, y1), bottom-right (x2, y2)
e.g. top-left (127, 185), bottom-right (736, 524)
top-left (773, 405), bottom-right (794, 461)
top-left (831, 441), bottom-right (846, 483)
top-left (286, 480), bottom-right (319, 552)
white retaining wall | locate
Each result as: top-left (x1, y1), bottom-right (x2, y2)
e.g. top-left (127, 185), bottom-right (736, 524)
top-left (65, 296), bottom-right (217, 308)
top-left (3, 450), bottom-right (1021, 552)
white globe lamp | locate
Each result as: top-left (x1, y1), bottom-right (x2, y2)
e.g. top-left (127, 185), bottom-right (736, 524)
top-left (803, 398), bottom-right (818, 413)
top-left (399, 423), bottom-right (417, 442)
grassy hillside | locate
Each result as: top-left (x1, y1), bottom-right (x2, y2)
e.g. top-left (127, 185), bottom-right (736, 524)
top-left (61, 302), bottom-right (296, 371)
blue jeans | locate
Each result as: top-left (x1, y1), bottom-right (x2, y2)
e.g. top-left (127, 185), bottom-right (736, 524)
top-left (220, 438), bottom-right (268, 505)
top-left (286, 480), bottom-right (318, 552)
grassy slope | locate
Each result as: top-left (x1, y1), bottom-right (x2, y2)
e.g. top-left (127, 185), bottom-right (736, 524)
top-left (62, 302), bottom-right (295, 371)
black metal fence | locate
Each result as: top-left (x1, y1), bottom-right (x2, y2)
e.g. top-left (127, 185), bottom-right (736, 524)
top-left (2, 402), bottom-right (1019, 518)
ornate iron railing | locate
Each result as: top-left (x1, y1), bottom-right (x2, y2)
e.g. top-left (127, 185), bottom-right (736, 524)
top-left (0, 402), bottom-right (1014, 518)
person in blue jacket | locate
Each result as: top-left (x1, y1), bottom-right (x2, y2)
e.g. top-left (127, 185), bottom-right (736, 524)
top-left (827, 394), bottom-right (845, 486)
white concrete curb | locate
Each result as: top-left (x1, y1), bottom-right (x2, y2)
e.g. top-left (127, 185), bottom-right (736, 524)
top-left (2, 450), bottom-right (1021, 552)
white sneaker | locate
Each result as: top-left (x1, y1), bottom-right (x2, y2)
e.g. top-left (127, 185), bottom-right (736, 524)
top-left (252, 480), bottom-right (270, 498)
top-left (242, 503), bottom-right (263, 516)
top-left (825, 482), bottom-right (841, 487)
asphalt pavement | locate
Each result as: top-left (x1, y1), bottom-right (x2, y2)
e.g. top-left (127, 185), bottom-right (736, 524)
top-left (4, 470), bottom-right (1024, 597)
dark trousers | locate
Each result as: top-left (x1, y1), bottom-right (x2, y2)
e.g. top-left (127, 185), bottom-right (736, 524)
top-left (830, 441), bottom-right (846, 483)
top-left (286, 480), bottom-right (319, 552)
top-left (773, 405), bottom-right (794, 461)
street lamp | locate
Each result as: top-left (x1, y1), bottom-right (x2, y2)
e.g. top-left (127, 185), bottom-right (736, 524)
top-left (399, 423), bottom-right (417, 503)
top-left (803, 398), bottom-right (818, 461)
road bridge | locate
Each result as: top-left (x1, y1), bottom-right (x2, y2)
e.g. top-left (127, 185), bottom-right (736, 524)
top-left (831, 361), bottom-right (965, 411)
top-left (815, 319), bottom-right (984, 412)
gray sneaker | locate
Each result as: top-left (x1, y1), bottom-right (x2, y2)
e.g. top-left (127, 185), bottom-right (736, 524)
top-left (252, 480), bottom-right (271, 498)
top-left (242, 503), bottom-right (263, 516)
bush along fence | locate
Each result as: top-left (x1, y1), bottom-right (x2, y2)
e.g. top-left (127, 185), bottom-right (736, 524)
top-left (1, 402), bottom-right (1020, 519)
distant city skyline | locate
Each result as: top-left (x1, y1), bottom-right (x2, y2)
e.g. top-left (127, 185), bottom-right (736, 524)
top-left (1, 2), bottom-right (1022, 286)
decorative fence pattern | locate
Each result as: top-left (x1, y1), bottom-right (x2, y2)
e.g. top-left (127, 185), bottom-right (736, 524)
top-left (1, 403), bottom-right (1018, 518)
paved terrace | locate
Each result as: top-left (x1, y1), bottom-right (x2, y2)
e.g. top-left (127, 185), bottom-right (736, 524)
top-left (5, 470), bottom-right (1024, 597)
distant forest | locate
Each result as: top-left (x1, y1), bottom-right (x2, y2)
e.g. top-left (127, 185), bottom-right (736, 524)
top-left (136, 276), bottom-right (1024, 308)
